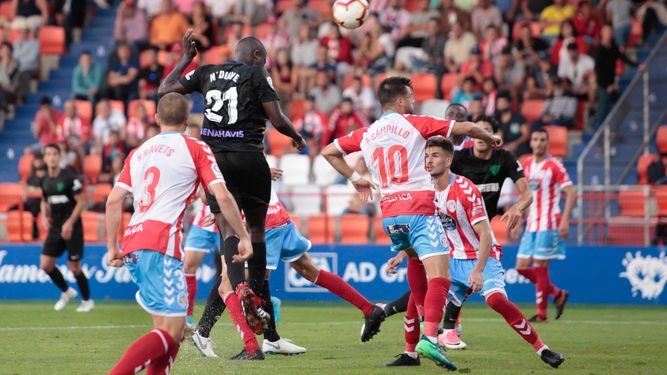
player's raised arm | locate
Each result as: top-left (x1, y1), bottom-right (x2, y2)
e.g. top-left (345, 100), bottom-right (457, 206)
top-left (263, 100), bottom-right (306, 150)
top-left (158, 29), bottom-right (198, 97)
top-left (322, 128), bottom-right (375, 201)
top-left (452, 121), bottom-right (503, 147)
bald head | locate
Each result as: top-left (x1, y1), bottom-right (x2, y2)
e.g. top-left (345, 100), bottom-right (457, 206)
top-left (157, 93), bottom-right (189, 129)
top-left (235, 37), bottom-right (267, 66)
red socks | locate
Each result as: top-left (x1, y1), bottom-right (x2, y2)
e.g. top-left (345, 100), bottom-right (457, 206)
top-left (223, 291), bottom-right (260, 355)
top-left (109, 329), bottom-right (177, 375)
top-left (534, 266), bottom-right (553, 319)
top-left (146, 342), bottom-right (180, 375)
top-left (186, 274), bottom-right (197, 317)
top-left (486, 292), bottom-right (545, 352)
top-left (422, 277), bottom-right (451, 338)
top-left (406, 258), bottom-right (427, 308)
top-left (314, 270), bottom-right (374, 316)
top-left (517, 267), bottom-right (537, 284)
top-left (404, 294), bottom-right (420, 353)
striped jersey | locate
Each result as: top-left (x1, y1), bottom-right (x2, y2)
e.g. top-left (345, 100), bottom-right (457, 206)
top-left (116, 132), bottom-right (225, 260)
top-left (191, 198), bottom-right (217, 233)
top-left (522, 155), bottom-right (572, 232)
top-left (436, 174), bottom-right (502, 261)
top-left (265, 188), bottom-right (291, 229)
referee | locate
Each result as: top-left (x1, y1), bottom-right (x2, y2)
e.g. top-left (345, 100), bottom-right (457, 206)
top-left (40, 144), bottom-right (93, 312)
top-left (159, 31), bottom-right (305, 341)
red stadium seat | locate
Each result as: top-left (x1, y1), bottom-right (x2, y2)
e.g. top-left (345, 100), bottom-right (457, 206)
top-left (128, 99), bottom-right (156, 118)
top-left (637, 154), bottom-right (657, 185)
top-left (404, 0), bottom-right (428, 12)
top-left (109, 100), bottom-right (125, 114)
top-left (339, 214), bottom-right (370, 244)
top-left (309, 0), bottom-right (332, 17)
top-left (657, 125), bottom-right (667, 154)
top-left (83, 155), bottom-right (102, 184)
top-left (618, 189), bottom-right (651, 217)
top-left (0, 183), bottom-right (23, 212)
top-left (410, 73), bottom-right (437, 103)
top-left (74, 100), bottom-right (93, 124)
top-left (267, 128), bottom-right (294, 157)
top-left (90, 183), bottom-right (112, 206)
top-left (254, 23), bottom-right (273, 40)
top-left (655, 186), bottom-right (667, 216)
top-left (543, 125), bottom-right (568, 157)
top-left (289, 99), bottom-right (306, 120)
top-left (38, 26), bottom-right (66, 55)
top-left (521, 99), bottom-right (545, 123)
top-left (308, 215), bottom-right (335, 243)
top-left (440, 73), bottom-right (458, 101)
top-left (82, 211), bottom-right (103, 242)
top-left (18, 154), bottom-right (34, 183)
top-left (373, 217), bottom-right (392, 244)
top-left (276, 0), bottom-right (291, 14)
top-left (490, 216), bottom-right (509, 245)
top-left (6, 211), bottom-right (33, 242)
top-left (0, 1), bottom-right (14, 20)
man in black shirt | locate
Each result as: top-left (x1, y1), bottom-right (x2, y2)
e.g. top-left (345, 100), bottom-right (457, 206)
top-left (40, 144), bottom-right (93, 312)
top-left (159, 30), bottom-right (305, 357)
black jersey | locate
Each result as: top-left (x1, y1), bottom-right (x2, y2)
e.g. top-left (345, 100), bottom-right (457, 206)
top-left (41, 168), bottom-right (83, 227)
top-left (451, 148), bottom-right (525, 219)
top-left (179, 62), bottom-right (280, 153)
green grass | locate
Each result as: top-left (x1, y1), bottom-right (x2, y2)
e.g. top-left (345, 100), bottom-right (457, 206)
top-left (0, 302), bottom-right (665, 374)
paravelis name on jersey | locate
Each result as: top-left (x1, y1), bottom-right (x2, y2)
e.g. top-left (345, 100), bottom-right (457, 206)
top-left (135, 143), bottom-right (175, 161)
top-left (364, 123), bottom-right (411, 144)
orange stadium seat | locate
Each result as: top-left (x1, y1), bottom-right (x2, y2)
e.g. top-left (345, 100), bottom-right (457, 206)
top-left (657, 125), bottom-right (667, 154)
top-left (74, 100), bottom-right (93, 124)
top-left (307, 215), bottom-right (335, 243)
top-left (6, 211), bottom-right (33, 242)
top-left (339, 214), bottom-right (370, 244)
top-left (18, 154), bottom-right (34, 183)
top-left (618, 190), bottom-right (650, 217)
top-left (38, 26), bottom-right (66, 55)
top-left (309, 0), bottom-right (332, 17)
top-left (0, 183), bottom-right (23, 212)
top-left (289, 99), bottom-right (306, 120)
top-left (7, 27), bottom-right (21, 43)
top-left (109, 100), bottom-right (125, 114)
top-left (203, 45), bottom-right (230, 65)
top-left (655, 186), bottom-right (667, 216)
top-left (637, 154), bottom-right (657, 185)
top-left (521, 99), bottom-right (545, 123)
top-left (267, 127), bottom-right (293, 156)
top-left (543, 125), bottom-right (567, 157)
top-left (83, 155), bottom-right (102, 183)
top-left (254, 23), bottom-right (273, 39)
top-left (490, 216), bottom-right (509, 245)
top-left (410, 73), bottom-right (437, 103)
top-left (128, 99), bottom-right (156, 118)
top-left (82, 211), bottom-right (103, 242)
top-left (404, 0), bottom-right (428, 12)
top-left (0, 1), bottom-right (14, 20)
top-left (290, 215), bottom-right (302, 231)
top-left (373, 217), bottom-right (392, 244)
top-left (440, 73), bottom-right (458, 101)
top-left (90, 183), bottom-right (112, 206)
top-left (276, 0), bottom-right (292, 13)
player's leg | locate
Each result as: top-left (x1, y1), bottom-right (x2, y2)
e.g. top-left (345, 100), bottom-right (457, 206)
top-left (534, 230), bottom-right (569, 320)
top-left (192, 253), bottom-right (226, 358)
top-left (67, 228), bottom-right (93, 312)
top-left (41, 237), bottom-right (76, 311)
top-left (382, 290), bottom-right (411, 318)
top-left (386, 293), bottom-right (421, 367)
top-left (438, 259), bottom-right (468, 350)
top-left (183, 226), bottom-right (215, 326)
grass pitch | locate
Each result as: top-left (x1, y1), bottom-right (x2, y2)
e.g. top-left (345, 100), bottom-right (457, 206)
top-left (0, 301), bottom-right (665, 374)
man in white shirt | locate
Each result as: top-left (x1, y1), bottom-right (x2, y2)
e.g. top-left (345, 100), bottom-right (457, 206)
top-left (557, 43), bottom-right (594, 96)
top-left (92, 99), bottom-right (127, 146)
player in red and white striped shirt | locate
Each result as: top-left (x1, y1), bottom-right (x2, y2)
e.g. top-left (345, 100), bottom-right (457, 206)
top-left (515, 128), bottom-right (575, 323)
top-left (105, 93), bottom-right (252, 374)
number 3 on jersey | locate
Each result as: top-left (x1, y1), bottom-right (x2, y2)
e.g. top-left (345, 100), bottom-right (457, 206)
top-left (205, 87), bottom-right (238, 125)
top-left (372, 145), bottom-right (408, 188)
top-left (138, 166), bottom-right (160, 213)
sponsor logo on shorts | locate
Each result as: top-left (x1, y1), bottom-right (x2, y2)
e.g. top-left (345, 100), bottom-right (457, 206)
top-left (619, 250), bottom-right (667, 300)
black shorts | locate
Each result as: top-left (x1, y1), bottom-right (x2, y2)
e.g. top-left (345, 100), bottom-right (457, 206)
top-left (207, 152), bottom-right (271, 213)
top-left (42, 221), bottom-right (84, 262)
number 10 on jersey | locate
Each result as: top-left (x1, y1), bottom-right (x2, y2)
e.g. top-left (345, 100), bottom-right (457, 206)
top-left (372, 145), bottom-right (408, 188)
top-left (205, 87), bottom-right (238, 124)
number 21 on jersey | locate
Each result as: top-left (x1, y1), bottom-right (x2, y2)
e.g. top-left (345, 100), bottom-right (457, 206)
top-left (372, 145), bottom-right (408, 188)
top-left (205, 87), bottom-right (238, 125)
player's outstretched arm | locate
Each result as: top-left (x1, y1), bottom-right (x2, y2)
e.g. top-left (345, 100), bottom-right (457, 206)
top-left (157, 29), bottom-right (198, 97)
top-left (105, 186), bottom-right (129, 267)
top-left (452, 121), bottom-right (503, 147)
top-left (470, 220), bottom-right (492, 292)
top-left (263, 101), bottom-right (306, 150)
top-left (322, 143), bottom-right (375, 201)
top-left (209, 182), bottom-right (252, 262)
top-left (502, 178), bottom-right (533, 231)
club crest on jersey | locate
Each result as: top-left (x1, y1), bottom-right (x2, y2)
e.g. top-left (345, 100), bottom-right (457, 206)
top-left (528, 178), bottom-right (540, 191)
top-left (490, 164), bottom-right (501, 176)
top-left (56, 182), bottom-right (65, 192)
top-left (447, 200), bottom-right (457, 213)
top-left (440, 214), bottom-right (457, 231)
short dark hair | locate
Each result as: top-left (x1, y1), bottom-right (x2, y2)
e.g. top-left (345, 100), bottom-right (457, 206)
top-left (40, 96), bottom-right (52, 106)
top-left (473, 114), bottom-right (500, 133)
top-left (377, 76), bottom-right (412, 106)
top-left (425, 136), bottom-right (454, 154)
top-left (445, 103), bottom-right (467, 121)
top-left (157, 93), bottom-right (189, 126)
top-left (532, 127), bottom-right (550, 140)
top-left (43, 144), bottom-right (61, 154)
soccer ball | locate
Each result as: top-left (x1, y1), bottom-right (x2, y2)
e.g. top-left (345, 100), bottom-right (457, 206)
top-left (332, 0), bottom-right (370, 30)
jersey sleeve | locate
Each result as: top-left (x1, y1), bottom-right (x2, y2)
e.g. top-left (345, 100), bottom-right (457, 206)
top-left (333, 127), bottom-right (366, 155)
top-left (552, 160), bottom-right (572, 188)
top-left (251, 66), bottom-right (280, 103)
top-left (178, 65), bottom-right (206, 94)
top-left (183, 135), bottom-right (225, 191)
top-left (458, 178), bottom-right (489, 226)
top-left (70, 173), bottom-right (83, 196)
top-left (404, 114), bottom-right (455, 139)
top-left (503, 151), bottom-right (525, 182)
top-left (115, 149), bottom-right (135, 192)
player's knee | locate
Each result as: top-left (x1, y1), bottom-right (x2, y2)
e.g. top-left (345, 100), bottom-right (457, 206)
top-left (40, 263), bottom-right (54, 273)
top-left (68, 262), bottom-right (81, 274)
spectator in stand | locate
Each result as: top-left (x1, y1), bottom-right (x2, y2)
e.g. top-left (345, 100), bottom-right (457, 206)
top-left (342, 76), bottom-right (377, 121)
top-left (189, 2), bottom-right (215, 52)
top-left (557, 42), bottom-right (595, 97)
top-left (518, 0), bottom-right (553, 21)
top-left (451, 77), bottom-right (478, 108)
top-left (11, 0), bottom-right (48, 32)
top-left (377, 0), bottom-right (411, 43)
top-left (495, 90), bottom-right (530, 156)
top-left (471, 0), bottom-right (503, 39)
top-left (531, 76), bottom-right (578, 129)
top-left (280, 0), bottom-right (321, 39)
top-left (638, 0), bottom-right (667, 45)
top-left (590, 24), bottom-right (642, 131)
top-left (307, 46), bottom-right (337, 89)
top-left (0, 42), bottom-right (19, 113)
top-left (145, 123), bottom-right (160, 139)
top-left (138, 0), bottom-right (163, 19)
top-left (23, 155), bottom-right (47, 238)
top-left (101, 130), bottom-right (127, 176)
top-left (224, 21), bottom-right (246, 53)
top-left (525, 51), bottom-right (556, 100)
top-left (495, 46), bottom-right (525, 94)
top-left (11, 21), bottom-right (39, 104)
top-left (233, 0), bottom-right (273, 26)
top-left (460, 46), bottom-right (494, 83)
top-left (292, 25), bottom-right (319, 94)
top-left (33, 97), bottom-right (62, 147)
top-left (310, 70), bottom-right (341, 115)
top-left (648, 152), bottom-right (667, 245)
top-left (59, 100), bottom-right (89, 145)
top-left (72, 50), bottom-right (103, 102)
top-left (106, 42), bottom-right (139, 101)
top-left (202, 0), bottom-right (235, 25)
top-left (416, 17), bottom-right (447, 73)
top-left (468, 95), bottom-right (485, 120)
top-left (540, 0), bottom-right (575, 41)
top-left (480, 24), bottom-right (507, 66)
top-left (321, 24), bottom-right (354, 75)
top-left (514, 22), bottom-right (549, 62)
top-left (357, 24), bottom-right (394, 75)
top-left (323, 97), bottom-right (368, 148)
top-left (551, 20), bottom-right (587, 67)
top-left (149, 0), bottom-right (189, 49)
top-left (605, 0), bottom-right (633, 47)
top-left (126, 102), bottom-right (153, 141)
top-left (114, 0), bottom-right (149, 50)
top-left (481, 77), bottom-right (498, 116)
top-left (444, 20), bottom-right (477, 73)
top-left (438, 0), bottom-right (472, 35)
top-left (137, 47), bottom-right (163, 101)
top-left (92, 99), bottom-right (126, 147)
top-left (172, 0), bottom-right (198, 15)
top-left (397, 0), bottom-right (438, 48)
top-left (54, 0), bottom-right (87, 47)
top-left (295, 94), bottom-right (327, 158)
top-left (573, 1), bottom-right (601, 42)
top-left (271, 48), bottom-right (296, 111)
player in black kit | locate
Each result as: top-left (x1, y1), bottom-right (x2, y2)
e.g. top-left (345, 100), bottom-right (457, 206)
top-left (39, 144), bottom-right (93, 312)
top-left (159, 30), bottom-right (305, 358)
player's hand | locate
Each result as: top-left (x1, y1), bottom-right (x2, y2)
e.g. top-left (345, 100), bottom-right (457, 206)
top-left (61, 221), bottom-right (73, 240)
top-left (502, 205), bottom-right (523, 232)
top-left (353, 177), bottom-right (377, 202)
top-left (42, 215), bottom-right (50, 231)
top-left (233, 237), bottom-right (253, 263)
top-left (386, 252), bottom-right (407, 274)
top-left (183, 29), bottom-right (198, 59)
top-left (107, 248), bottom-right (124, 267)
top-left (270, 168), bottom-right (283, 181)
top-left (490, 135), bottom-right (503, 148)
top-left (468, 268), bottom-right (484, 293)
top-left (509, 224), bottom-right (523, 242)
top-left (559, 220), bottom-right (569, 239)
top-left (292, 136), bottom-right (307, 151)
top-left (202, 213), bottom-right (216, 227)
